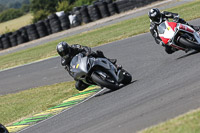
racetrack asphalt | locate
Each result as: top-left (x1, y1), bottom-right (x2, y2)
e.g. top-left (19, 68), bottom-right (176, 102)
top-left (2, 0), bottom-right (200, 132)
top-left (18, 20), bottom-right (200, 133)
top-left (0, 0), bottom-right (196, 95)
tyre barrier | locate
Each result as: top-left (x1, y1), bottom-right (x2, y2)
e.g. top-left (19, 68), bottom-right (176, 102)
top-left (26, 24), bottom-right (39, 41)
top-left (80, 5), bottom-right (91, 24)
top-left (69, 13), bottom-right (82, 28)
top-left (114, 1), bottom-right (135, 13)
top-left (44, 18), bottom-right (52, 35)
top-left (0, 36), bottom-right (3, 50)
top-left (1, 33), bottom-right (11, 49)
top-left (73, 11), bottom-right (82, 27)
top-left (48, 14), bottom-right (62, 33)
top-left (87, 4), bottom-right (102, 21)
top-left (35, 21), bottom-right (49, 38)
top-left (107, 2), bottom-right (118, 15)
top-left (9, 32), bottom-right (18, 47)
top-left (0, 0), bottom-right (162, 51)
top-left (58, 13), bottom-right (71, 30)
top-left (95, 1), bottom-right (110, 18)
top-left (17, 34), bottom-right (26, 45)
top-left (18, 27), bottom-right (29, 43)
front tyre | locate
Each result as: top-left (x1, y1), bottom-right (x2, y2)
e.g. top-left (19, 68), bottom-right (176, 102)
top-left (91, 72), bottom-right (119, 90)
top-left (121, 69), bottom-right (132, 85)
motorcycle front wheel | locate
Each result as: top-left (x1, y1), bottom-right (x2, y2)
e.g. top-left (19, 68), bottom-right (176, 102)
top-left (121, 69), bottom-right (132, 85)
top-left (91, 72), bottom-right (119, 90)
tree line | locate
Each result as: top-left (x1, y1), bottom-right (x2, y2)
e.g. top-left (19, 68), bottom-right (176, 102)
top-left (0, 0), bottom-right (95, 23)
top-left (0, 0), bottom-right (30, 23)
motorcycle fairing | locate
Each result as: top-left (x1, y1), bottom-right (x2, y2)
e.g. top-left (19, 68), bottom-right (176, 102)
top-left (90, 57), bottom-right (123, 83)
top-left (158, 21), bottom-right (177, 44)
top-left (70, 53), bottom-right (123, 84)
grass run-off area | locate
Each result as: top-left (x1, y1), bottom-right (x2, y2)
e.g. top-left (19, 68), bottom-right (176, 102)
top-left (1, 0), bottom-right (200, 128)
top-left (0, 81), bottom-right (78, 125)
top-left (0, 13), bottom-right (33, 34)
top-left (139, 108), bottom-right (200, 133)
top-left (1, 0), bottom-right (200, 70)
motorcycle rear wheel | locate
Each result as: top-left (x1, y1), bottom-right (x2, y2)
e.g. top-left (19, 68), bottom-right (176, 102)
top-left (178, 36), bottom-right (200, 51)
top-left (91, 72), bottom-right (119, 90)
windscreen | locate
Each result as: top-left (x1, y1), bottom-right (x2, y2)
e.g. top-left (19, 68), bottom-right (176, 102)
top-left (157, 22), bottom-right (166, 34)
top-left (70, 53), bottom-right (83, 71)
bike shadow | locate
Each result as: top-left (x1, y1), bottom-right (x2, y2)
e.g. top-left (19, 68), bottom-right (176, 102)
top-left (176, 50), bottom-right (199, 60)
top-left (95, 80), bottom-right (137, 97)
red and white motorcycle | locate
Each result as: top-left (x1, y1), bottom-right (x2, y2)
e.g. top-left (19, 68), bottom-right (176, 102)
top-left (158, 20), bottom-right (200, 52)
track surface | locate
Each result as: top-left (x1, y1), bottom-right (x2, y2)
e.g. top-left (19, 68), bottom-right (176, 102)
top-left (1, 1), bottom-right (200, 132)
top-left (17, 19), bottom-right (200, 132)
top-left (0, 0), bottom-right (196, 95)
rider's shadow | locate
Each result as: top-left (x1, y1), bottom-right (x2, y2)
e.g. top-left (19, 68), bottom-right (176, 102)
top-left (95, 80), bottom-right (137, 97)
top-left (176, 50), bottom-right (199, 60)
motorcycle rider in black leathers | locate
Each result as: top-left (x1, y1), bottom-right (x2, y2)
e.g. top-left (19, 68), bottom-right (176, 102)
top-left (148, 8), bottom-right (200, 54)
top-left (56, 41), bottom-right (119, 91)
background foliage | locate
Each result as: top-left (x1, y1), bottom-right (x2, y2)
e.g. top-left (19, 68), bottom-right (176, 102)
top-left (0, 9), bottom-right (24, 23)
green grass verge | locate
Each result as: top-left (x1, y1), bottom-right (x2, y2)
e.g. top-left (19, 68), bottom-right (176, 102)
top-left (1, 0), bottom-right (200, 70)
top-left (0, 81), bottom-right (78, 125)
top-left (1, 0), bottom-right (200, 127)
top-left (139, 109), bottom-right (200, 133)
top-left (0, 13), bottom-right (33, 34)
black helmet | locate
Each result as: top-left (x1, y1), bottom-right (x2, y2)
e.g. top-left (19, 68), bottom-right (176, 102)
top-left (56, 42), bottom-right (70, 58)
top-left (148, 8), bottom-right (162, 24)
top-left (0, 124), bottom-right (9, 133)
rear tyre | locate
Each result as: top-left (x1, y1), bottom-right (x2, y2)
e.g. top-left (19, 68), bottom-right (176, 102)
top-left (178, 36), bottom-right (200, 51)
top-left (121, 69), bottom-right (132, 85)
top-left (91, 72), bottom-right (119, 90)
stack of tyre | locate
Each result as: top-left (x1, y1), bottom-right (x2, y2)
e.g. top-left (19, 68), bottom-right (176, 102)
top-left (107, 0), bottom-right (118, 15)
top-left (1, 33), bottom-right (11, 49)
top-left (0, 36), bottom-right (2, 50)
top-left (80, 5), bottom-right (91, 24)
top-left (87, 4), bottom-right (102, 21)
top-left (44, 18), bottom-right (52, 35)
top-left (94, 1), bottom-right (110, 18)
top-left (114, 0), bottom-right (135, 13)
top-left (58, 12), bottom-right (70, 30)
top-left (26, 24), bottom-right (39, 41)
top-left (70, 8), bottom-right (82, 27)
top-left (18, 27), bottom-right (29, 44)
top-left (35, 21), bottom-right (49, 38)
top-left (9, 32), bottom-right (18, 47)
top-left (48, 14), bottom-right (62, 33)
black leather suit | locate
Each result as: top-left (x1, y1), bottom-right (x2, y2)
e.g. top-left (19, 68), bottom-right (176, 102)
top-left (60, 44), bottom-right (108, 91)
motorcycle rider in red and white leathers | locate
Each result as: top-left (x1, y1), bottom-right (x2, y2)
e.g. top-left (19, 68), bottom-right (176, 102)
top-left (148, 8), bottom-right (200, 54)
